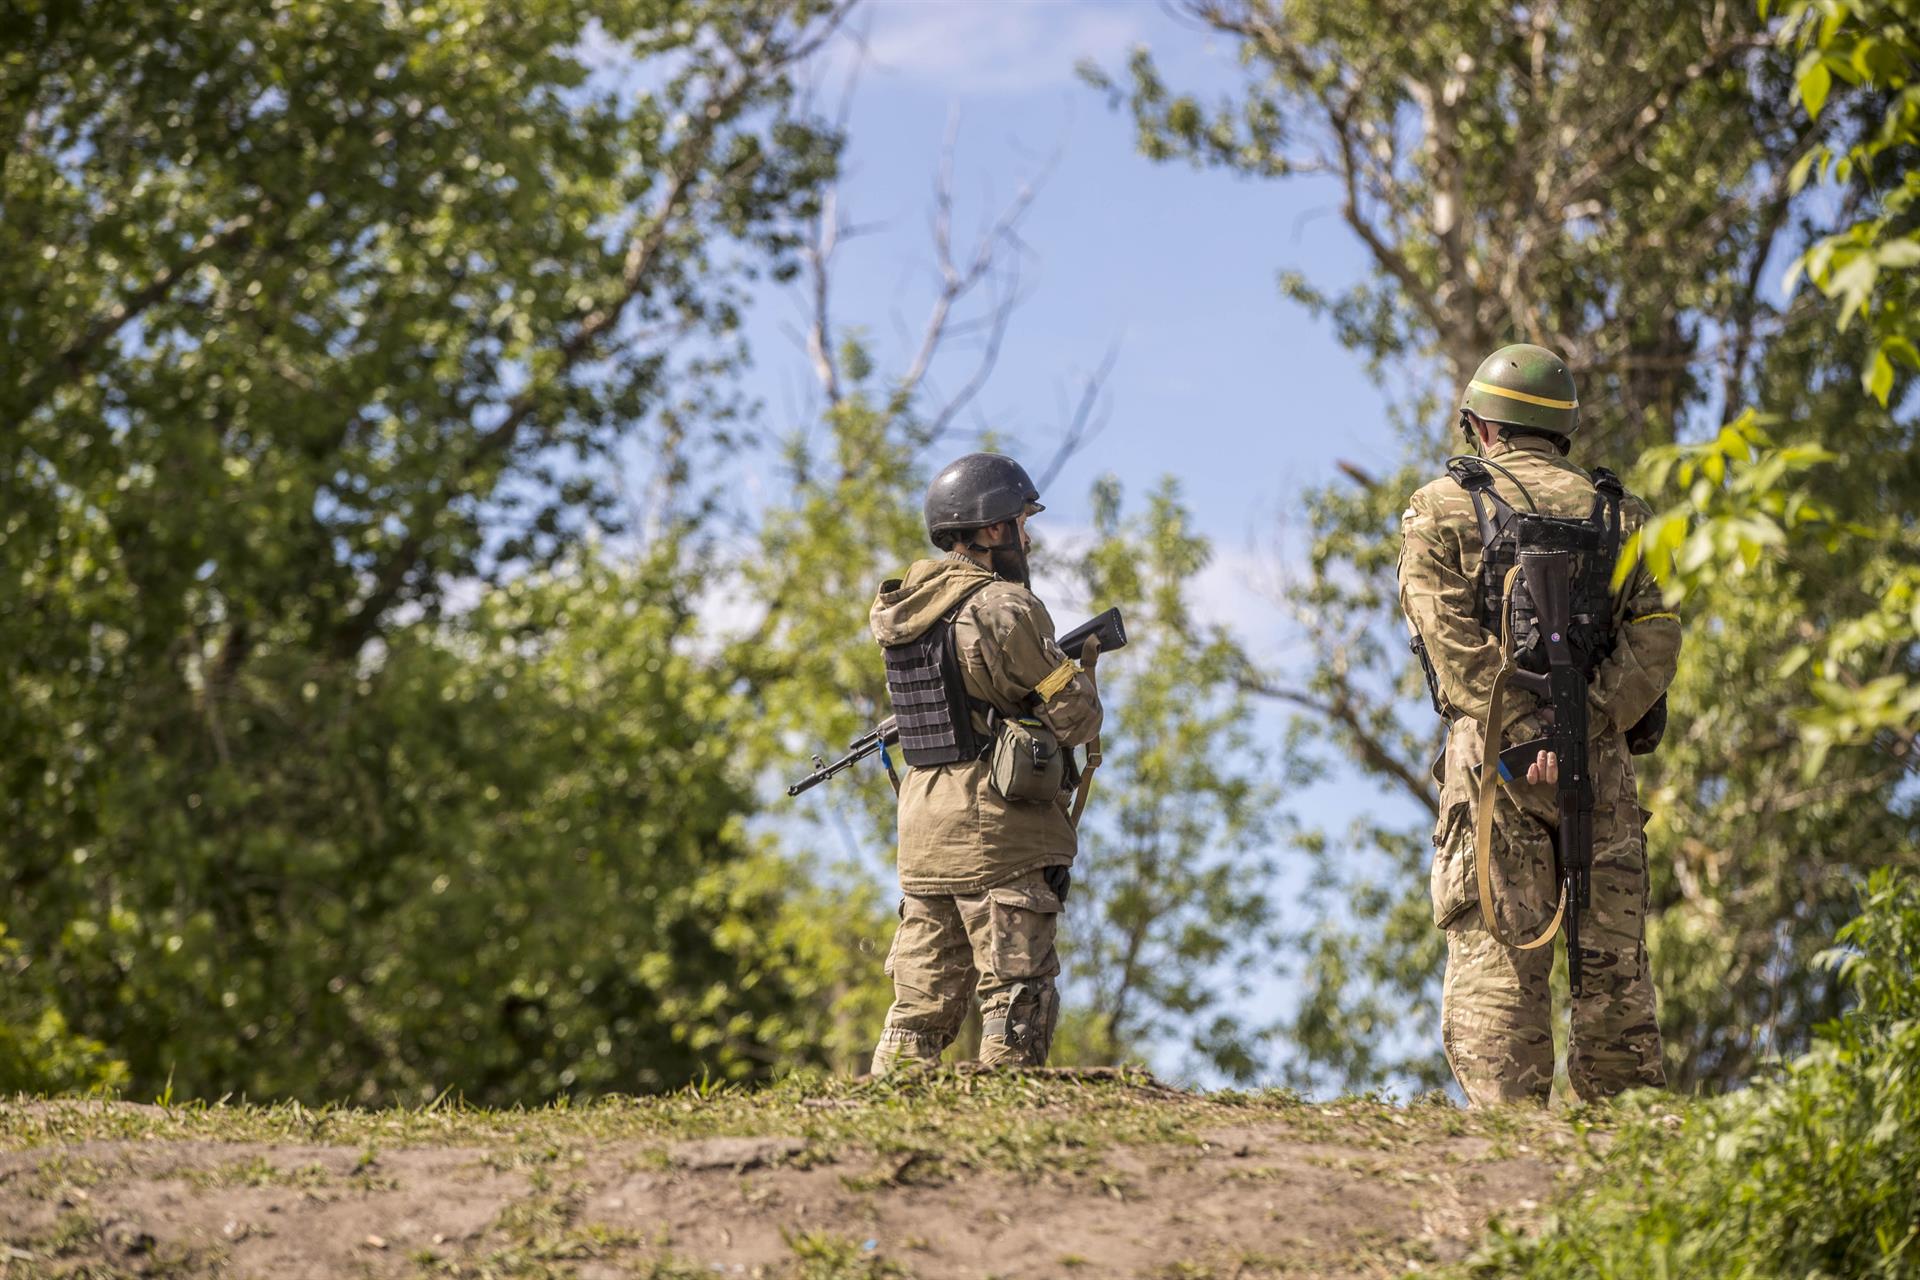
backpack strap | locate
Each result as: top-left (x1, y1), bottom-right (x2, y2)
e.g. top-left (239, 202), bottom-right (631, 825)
top-left (1446, 456), bottom-right (1495, 491)
top-left (1446, 456), bottom-right (1514, 552)
top-left (1580, 468), bottom-right (1626, 627)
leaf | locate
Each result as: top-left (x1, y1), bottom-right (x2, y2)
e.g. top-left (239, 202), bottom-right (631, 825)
top-left (1799, 57), bottom-right (1833, 118)
top-left (1776, 645), bottom-right (1813, 680)
top-left (1875, 238), bottom-right (1920, 268)
top-left (1788, 147), bottom-right (1822, 194)
top-left (1866, 348), bottom-right (1895, 404)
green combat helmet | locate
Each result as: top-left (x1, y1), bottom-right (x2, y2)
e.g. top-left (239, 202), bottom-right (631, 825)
top-left (1461, 343), bottom-right (1580, 438)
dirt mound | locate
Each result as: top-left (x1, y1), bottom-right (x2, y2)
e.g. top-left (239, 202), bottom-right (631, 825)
top-left (0, 1071), bottom-right (1586, 1278)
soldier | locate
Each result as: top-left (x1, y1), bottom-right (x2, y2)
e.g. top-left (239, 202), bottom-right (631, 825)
top-left (1398, 344), bottom-right (1681, 1106)
top-left (867, 453), bottom-right (1103, 1072)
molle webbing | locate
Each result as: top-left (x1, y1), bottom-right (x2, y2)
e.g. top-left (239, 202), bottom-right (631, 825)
top-left (1445, 458), bottom-right (1625, 678)
top-left (882, 587), bottom-right (992, 768)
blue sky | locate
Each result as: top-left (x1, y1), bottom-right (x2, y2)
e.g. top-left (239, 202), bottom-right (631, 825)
top-left (731, 0), bottom-right (1430, 1084)
top-left (738, 0), bottom-right (1400, 555)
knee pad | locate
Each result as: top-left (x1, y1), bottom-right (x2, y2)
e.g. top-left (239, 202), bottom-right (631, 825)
top-left (980, 981), bottom-right (1058, 1066)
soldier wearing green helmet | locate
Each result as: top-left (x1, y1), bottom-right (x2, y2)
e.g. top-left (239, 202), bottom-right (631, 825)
top-left (1397, 343), bottom-right (1682, 1106)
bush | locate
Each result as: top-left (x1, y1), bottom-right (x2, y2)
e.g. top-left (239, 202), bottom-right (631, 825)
top-left (1458, 870), bottom-right (1920, 1279)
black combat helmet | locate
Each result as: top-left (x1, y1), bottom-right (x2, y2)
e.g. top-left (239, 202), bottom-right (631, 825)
top-left (923, 453), bottom-right (1043, 549)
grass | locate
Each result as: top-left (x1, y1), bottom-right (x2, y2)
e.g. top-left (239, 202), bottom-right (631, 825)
top-left (0, 1066), bottom-right (1563, 1181)
top-left (0, 1066), bottom-right (1582, 1280)
top-left (4, 1206), bottom-right (218, 1279)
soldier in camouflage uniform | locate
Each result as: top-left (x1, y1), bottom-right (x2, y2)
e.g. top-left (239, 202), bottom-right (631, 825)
top-left (868, 454), bottom-right (1103, 1073)
top-left (1398, 344), bottom-right (1681, 1106)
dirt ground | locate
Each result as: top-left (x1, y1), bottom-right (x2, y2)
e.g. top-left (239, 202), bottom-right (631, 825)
top-left (0, 1077), bottom-right (1583, 1279)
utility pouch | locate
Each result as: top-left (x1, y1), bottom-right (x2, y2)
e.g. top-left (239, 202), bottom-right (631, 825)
top-left (988, 717), bottom-right (1066, 803)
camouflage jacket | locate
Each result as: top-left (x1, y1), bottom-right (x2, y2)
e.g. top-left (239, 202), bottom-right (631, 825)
top-left (1398, 437), bottom-right (1682, 922)
top-left (870, 555), bottom-right (1103, 896)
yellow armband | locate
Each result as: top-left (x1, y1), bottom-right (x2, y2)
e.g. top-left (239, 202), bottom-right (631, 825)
top-left (1034, 658), bottom-right (1079, 701)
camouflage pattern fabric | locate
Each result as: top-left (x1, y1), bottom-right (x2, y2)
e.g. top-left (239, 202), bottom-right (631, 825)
top-left (869, 869), bottom-right (1062, 1072)
top-left (1400, 436), bottom-right (1681, 1105)
top-left (869, 554), bottom-right (1102, 896)
top-left (867, 555), bottom-right (1098, 1073)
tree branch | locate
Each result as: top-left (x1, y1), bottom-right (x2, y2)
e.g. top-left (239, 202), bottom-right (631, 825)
top-left (1558, 31), bottom-right (1771, 207)
top-left (329, 13), bottom-right (841, 658)
top-left (1034, 343), bottom-right (1119, 491)
top-left (1235, 660), bottom-right (1440, 815)
top-left (12, 198), bottom-right (274, 421)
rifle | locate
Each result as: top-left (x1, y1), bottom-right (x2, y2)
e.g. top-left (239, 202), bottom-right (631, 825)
top-left (785, 607), bottom-right (1127, 799)
top-left (1512, 547), bottom-right (1594, 996)
top-left (1473, 538), bottom-right (1597, 996)
top-left (788, 716), bottom-right (901, 798)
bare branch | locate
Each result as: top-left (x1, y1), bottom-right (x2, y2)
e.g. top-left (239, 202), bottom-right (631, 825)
top-left (1235, 661), bottom-right (1440, 815)
top-left (804, 186), bottom-right (845, 405)
top-left (1035, 342), bottom-right (1120, 491)
top-left (894, 109), bottom-right (1051, 429)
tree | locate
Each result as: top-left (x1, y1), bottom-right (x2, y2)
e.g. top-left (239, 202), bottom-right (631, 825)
top-left (1097, 0), bottom-right (1917, 1091)
top-left (1, 0), bottom-right (854, 1101)
top-left (1052, 477), bottom-right (1279, 1080)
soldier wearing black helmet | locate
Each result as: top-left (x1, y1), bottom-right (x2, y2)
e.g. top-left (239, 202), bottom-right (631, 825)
top-left (866, 453), bottom-right (1104, 1071)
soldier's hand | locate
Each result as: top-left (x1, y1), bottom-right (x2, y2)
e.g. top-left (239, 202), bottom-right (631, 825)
top-left (1526, 750), bottom-right (1559, 785)
top-left (1079, 633), bottom-right (1101, 670)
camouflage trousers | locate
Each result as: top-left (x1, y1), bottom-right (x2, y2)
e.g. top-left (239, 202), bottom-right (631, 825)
top-left (1442, 791), bottom-right (1665, 1106)
top-left (870, 869), bottom-right (1063, 1073)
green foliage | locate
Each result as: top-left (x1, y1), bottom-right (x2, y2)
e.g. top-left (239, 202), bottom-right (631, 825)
top-left (1452, 871), bottom-right (1920, 1280)
top-left (1772, 0), bottom-right (1920, 761)
top-left (1056, 478), bottom-right (1278, 1079)
top-left (735, 352), bottom-right (936, 857)
top-left (1785, 0), bottom-right (1920, 401)
top-left (1, 0), bottom-right (854, 1103)
top-left (0, 923), bottom-right (127, 1096)
top-left (1107, 0), bottom-right (1916, 1092)
top-left (1602, 1), bottom-right (1920, 1097)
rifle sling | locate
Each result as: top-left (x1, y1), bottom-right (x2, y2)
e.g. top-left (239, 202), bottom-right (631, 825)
top-left (1473, 564), bottom-right (1566, 952)
top-left (1068, 735), bottom-right (1101, 829)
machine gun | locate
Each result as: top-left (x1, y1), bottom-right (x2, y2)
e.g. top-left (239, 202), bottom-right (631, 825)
top-left (786, 607), bottom-right (1127, 799)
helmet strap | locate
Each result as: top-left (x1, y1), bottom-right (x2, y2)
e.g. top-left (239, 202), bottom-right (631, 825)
top-left (1460, 410), bottom-right (1493, 456)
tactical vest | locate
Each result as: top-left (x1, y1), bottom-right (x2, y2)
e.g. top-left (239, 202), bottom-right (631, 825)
top-left (1455, 456), bottom-right (1624, 680)
top-left (1411, 457), bottom-right (1623, 714)
top-left (881, 582), bottom-right (995, 768)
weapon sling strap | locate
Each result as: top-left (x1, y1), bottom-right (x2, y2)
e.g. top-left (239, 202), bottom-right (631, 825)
top-left (1473, 563), bottom-right (1566, 952)
top-left (1068, 738), bottom-right (1100, 828)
